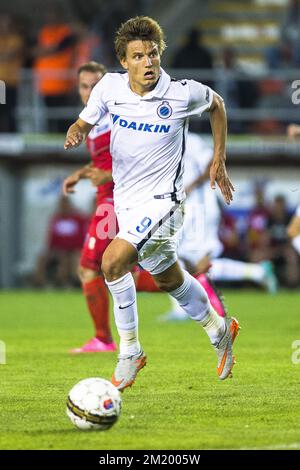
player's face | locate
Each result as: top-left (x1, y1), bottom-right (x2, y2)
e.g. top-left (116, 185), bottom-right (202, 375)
top-left (78, 71), bottom-right (103, 105)
top-left (121, 40), bottom-right (161, 96)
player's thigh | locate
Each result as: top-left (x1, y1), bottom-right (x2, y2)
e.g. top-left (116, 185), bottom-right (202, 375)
top-left (80, 204), bottom-right (117, 274)
top-left (115, 199), bottom-right (184, 279)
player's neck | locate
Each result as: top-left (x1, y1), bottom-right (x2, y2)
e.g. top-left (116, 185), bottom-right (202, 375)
top-left (129, 78), bottom-right (159, 97)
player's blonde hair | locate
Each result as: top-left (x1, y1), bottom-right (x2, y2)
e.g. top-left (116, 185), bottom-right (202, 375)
top-left (114, 16), bottom-right (166, 61)
top-left (77, 61), bottom-right (107, 76)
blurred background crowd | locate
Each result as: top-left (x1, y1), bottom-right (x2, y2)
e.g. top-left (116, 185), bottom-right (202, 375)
top-left (2, 0), bottom-right (300, 133)
top-left (0, 0), bottom-right (299, 289)
top-left (30, 185), bottom-right (299, 289)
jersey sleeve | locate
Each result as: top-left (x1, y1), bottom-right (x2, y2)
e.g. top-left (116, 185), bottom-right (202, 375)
top-left (186, 80), bottom-right (214, 117)
top-left (79, 77), bottom-right (109, 126)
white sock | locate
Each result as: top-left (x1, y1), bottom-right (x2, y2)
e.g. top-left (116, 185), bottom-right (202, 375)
top-left (210, 258), bottom-right (265, 283)
top-left (292, 235), bottom-right (300, 255)
top-left (105, 272), bottom-right (140, 356)
top-left (169, 270), bottom-right (225, 343)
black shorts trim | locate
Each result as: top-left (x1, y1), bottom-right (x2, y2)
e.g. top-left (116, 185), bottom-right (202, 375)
top-left (136, 203), bottom-right (180, 252)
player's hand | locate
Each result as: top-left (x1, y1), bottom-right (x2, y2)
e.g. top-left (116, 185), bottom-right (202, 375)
top-left (86, 167), bottom-right (111, 187)
top-left (287, 124), bottom-right (300, 138)
top-left (62, 172), bottom-right (80, 195)
top-left (210, 159), bottom-right (234, 205)
top-left (64, 131), bottom-right (83, 150)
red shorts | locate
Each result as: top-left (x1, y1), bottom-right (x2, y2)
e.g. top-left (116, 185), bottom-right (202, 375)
top-left (80, 197), bottom-right (118, 272)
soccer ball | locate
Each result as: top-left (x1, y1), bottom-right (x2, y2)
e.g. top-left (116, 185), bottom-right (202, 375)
top-left (66, 377), bottom-right (122, 431)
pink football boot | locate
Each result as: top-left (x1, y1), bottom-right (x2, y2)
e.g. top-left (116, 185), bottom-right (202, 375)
top-left (70, 337), bottom-right (117, 354)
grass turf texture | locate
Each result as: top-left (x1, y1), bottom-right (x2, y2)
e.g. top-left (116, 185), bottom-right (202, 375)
top-left (1, 289), bottom-right (300, 450)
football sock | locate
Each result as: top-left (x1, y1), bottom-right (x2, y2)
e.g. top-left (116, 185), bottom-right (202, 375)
top-left (169, 270), bottom-right (225, 343)
top-left (82, 276), bottom-right (112, 343)
top-left (199, 307), bottom-right (226, 346)
top-left (292, 235), bottom-right (300, 255)
top-left (105, 272), bottom-right (140, 356)
top-left (194, 273), bottom-right (226, 318)
top-left (209, 258), bottom-right (265, 283)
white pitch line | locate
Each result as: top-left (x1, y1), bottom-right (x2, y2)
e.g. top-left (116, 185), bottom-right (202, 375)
top-left (240, 443), bottom-right (300, 450)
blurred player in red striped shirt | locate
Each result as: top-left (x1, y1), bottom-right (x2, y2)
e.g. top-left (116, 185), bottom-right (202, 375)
top-left (63, 62), bottom-right (117, 353)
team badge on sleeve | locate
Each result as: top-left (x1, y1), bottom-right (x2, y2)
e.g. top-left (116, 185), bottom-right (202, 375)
top-left (157, 101), bottom-right (172, 119)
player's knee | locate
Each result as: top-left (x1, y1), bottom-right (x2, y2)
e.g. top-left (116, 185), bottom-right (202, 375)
top-left (78, 265), bottom-right (98, 284)
top-left (101, 253), bottom-right (126, 281)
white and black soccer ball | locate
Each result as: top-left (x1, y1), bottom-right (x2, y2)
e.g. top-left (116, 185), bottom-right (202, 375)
top-left (66, 377), bottom-right (122, 431)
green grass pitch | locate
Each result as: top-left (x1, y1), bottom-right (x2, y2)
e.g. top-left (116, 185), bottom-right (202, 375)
top-left (1, 289), bottom-right (300, 450)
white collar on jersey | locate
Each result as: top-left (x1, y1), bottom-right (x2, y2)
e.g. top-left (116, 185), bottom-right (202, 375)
top-left (125, 67), bottom-right (171, 101)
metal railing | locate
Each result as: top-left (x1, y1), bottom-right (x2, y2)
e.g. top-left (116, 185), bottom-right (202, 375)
top-left (11, 67), bottom-right (300, 133)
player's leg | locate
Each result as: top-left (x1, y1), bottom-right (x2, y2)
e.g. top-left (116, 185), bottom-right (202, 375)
top-left (161, 224), bottom-right (226, 321)
top-left (55, 252), bottom-right (72, 288)
top-left (70, 204), bottom-right (118, 353)
top-left (153, 261), bottom-right (239, 380)
top-left (102, 237), bottom-right (146, 391)
top-left (154, 261), bottom-right (223, 339)
top-left (70, 265), bottom-right (117, 353)
top-left (33, 252), bottom-right (51, 287)
top-left (208, 257), bottom-right (278, 293)
top-left (161, 271), bottom-right (227, 321)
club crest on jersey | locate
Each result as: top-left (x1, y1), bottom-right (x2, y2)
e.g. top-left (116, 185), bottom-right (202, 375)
top-left (157, 101), bottom-right (172, 119)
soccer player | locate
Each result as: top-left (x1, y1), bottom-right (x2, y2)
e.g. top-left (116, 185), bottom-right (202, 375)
top-left (63, 62), bottom-right (117, 353)
top-left (182, 134), bottom-right (277, 290)
top-left (162, 133), bottom-right (278, 322)
top-left (64, 16), bottom-right (239, 389)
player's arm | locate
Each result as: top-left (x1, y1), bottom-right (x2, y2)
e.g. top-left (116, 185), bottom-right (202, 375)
top-left (85, 167), bottom-right (113, 187)
top-left (287, 124), bottom-right (300, 138)
top-left (62, 163), bottom-right (93, 195)
top-left (65, 77), bottom-right (108, 149)
top-left (62, 165), bottom-right (112, 194)
top-left (208, 92), bottom-right (234, 205)
top-left (185, 160), bottom-right (211, 196)
top-left (64, 118), bottom-right (93, 150)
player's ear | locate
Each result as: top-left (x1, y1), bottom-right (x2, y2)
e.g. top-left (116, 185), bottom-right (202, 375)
top-left (120, 57), bottom-right (128, 70)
